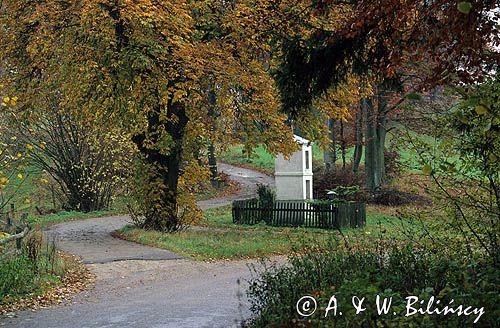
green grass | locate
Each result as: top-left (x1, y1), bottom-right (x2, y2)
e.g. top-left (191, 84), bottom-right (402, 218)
top-left (118, 206), bottom-right (416, 261)
top-left (0, 235), bottom-right (80, 305)
top-left (218, 145), bottom-right (279, 175)
top-left (118, 225), bottom-right (323, 260)
top-left (218, 130), bottom-right (441, 175)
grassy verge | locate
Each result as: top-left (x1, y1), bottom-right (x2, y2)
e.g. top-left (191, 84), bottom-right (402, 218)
top-left (1, 166), bottom-right (129, 228)
top-left (116, 206), bottom-right (414, 261)
top-left (117, 225), bottom-right (324, 261)
top-left (0, 234), bottom-right (92, 311)
top-left (27, 180), bottom-right (238, 229)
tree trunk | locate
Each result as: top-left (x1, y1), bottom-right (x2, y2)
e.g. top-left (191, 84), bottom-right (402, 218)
top-left (364, 97), bottom-right (380, 192)
top-left (376, 85), bottom-right (389, 185)
top-left (206, 87), bottom-right (219, 187)
top-left (340, 120), bottom-right (346, 170)
top-left (208, 142), bottom-right (219, 188)
top-left (352, 103), bottom-right (364, 173)
top-left (324, 118), bottom-right (337, 170)
top-left (132, 101), bottom-right (188, 231)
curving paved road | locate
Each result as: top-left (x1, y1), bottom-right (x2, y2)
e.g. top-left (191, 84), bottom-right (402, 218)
top-left (1, 163), bottom-right (276, 328)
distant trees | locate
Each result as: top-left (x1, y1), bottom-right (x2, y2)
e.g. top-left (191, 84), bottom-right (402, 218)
top-left (265, 0), bottom-right (498, 192)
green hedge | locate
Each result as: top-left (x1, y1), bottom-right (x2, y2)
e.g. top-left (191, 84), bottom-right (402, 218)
top-left (246, 243), bottom-right (499, 327)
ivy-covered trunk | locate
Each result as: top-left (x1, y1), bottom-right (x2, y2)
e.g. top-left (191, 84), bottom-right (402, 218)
top-left (208, 142), bottom-right (219, 188)
top-left (132, 102), bottom-right (189, 232)
top-left (364, 97), bottom-right (380, 192)
top-left (206, 87), bottom-right (219, 188)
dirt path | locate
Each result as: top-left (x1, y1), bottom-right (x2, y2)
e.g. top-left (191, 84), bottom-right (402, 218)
top-left (1, 163), bottom-right (276, 328)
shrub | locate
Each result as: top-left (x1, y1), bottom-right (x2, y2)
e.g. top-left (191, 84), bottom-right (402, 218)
top-left (326, 185), bottom-right (360, 201)
top-left (372, 189), bottom-right (431, 206)
top-left (313, 166), bottom-right (365, 200)
top-left (257, 184), bottom-right (275, 208)
top-left (6, 107), bottom-right (135, 213)
top-left (246, 243), bottom-right (499, 327)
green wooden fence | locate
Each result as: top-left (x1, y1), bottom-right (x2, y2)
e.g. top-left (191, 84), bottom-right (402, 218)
top-left (232, 199), bottom-right (365, 230)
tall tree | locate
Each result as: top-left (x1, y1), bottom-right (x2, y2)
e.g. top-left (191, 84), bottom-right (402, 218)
top-left (352, 102), bottom-right (364, 173)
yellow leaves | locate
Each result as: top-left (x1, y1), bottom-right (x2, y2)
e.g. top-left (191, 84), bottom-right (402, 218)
top-left (1, 96), bottom-right (17, 106)
top-left (0, 177), bottom-right (9, 183)
top-left (172, 89), bottom-right (188, 103)
top-left (475, 104), bottom-right (488, 115)
top-left (17, 153), bottom-right (22, 158)
top-left (422, 165), bottom-right (433, 175)
top-left (17, 173), bottom-right (23, 179)
top-left (26, 143), bottom-right (33, 150)
top-left (24, 198), bottom-right (31, 204)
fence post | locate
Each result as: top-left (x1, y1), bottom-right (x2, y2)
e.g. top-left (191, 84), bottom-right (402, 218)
top-left (8, 203), bottom-right (14, 226)
top-left (15, 226), bottom-right (22, 252)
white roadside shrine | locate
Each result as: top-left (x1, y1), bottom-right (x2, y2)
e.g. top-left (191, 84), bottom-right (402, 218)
top-left (274, 135), bottom-right (313, 200)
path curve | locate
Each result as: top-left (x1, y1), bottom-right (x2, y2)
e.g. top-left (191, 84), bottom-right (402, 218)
top-left (43, 162), bottom-right (274, 264)
top-left (1, 163), bottom-right (276, 328)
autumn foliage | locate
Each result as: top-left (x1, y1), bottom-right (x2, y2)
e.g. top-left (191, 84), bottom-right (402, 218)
top-left (0, 0), bottom-right (498, 231)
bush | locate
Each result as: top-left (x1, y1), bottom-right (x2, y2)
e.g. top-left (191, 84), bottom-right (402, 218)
top-left (372, 189), bottom-right (431, 206)
top-left (246, 243), bottom-right (499, 327)
top-left (313, 166), bottom-right (365, 200)
top-left (257, 184), bottom-right (275, 208)
top-left (326, 185), bottom-right (360, 201)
